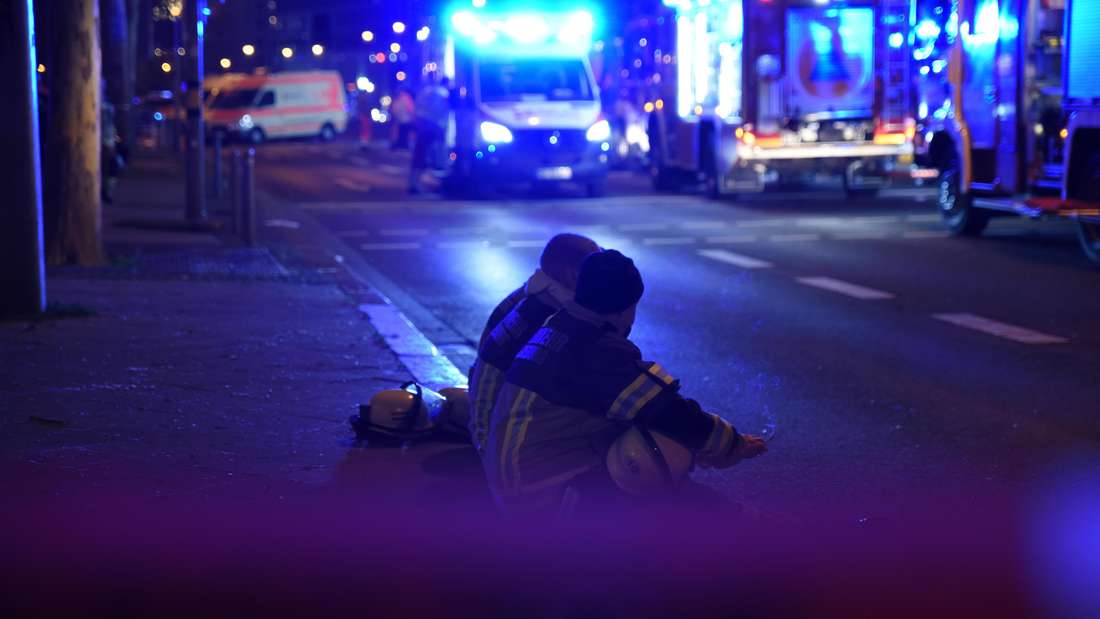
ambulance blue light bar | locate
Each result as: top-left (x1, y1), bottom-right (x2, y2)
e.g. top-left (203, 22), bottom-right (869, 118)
top-left (448, 6), bottom-right (597, 53)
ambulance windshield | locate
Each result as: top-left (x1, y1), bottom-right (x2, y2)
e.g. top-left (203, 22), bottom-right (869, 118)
top-left (479, 58), bottom-right (593, 102)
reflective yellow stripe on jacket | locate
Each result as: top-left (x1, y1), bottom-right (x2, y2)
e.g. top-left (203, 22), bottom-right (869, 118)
top-left (607, 363), bottom-right (675, 421)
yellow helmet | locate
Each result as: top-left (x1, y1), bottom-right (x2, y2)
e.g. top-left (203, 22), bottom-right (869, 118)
top-left (606, 426), bottom-right (693, 496)
top-left (350, 382), bottom-right (469, 442)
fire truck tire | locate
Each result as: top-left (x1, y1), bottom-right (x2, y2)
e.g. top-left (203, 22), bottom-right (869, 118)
top-left (938, 166), bottom-right (989, 236)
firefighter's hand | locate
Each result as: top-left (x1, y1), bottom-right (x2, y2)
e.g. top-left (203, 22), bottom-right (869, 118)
top-left (699, 434), bottom-right (767, 469)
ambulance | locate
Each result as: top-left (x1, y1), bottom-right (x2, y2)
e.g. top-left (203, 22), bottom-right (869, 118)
top-left (440, 5), bottom-right (610, 196)
top-left (204, 71), bottom-right (348, 144)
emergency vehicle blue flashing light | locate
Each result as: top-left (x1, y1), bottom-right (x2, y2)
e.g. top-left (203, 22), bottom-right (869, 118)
top-left (480, 121), bottom-right (514, 144)
top-left (448, 6), bottom-right (598, 53)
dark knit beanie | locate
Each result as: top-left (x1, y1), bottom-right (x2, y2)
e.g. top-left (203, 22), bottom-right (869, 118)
top-left (574, 250), bottom-right (644, 314)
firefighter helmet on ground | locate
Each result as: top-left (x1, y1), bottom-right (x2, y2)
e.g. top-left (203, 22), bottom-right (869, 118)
top-left (350, 382), bottom-right (469, 441)
top-left (606, 426), bottom-right (693, 496)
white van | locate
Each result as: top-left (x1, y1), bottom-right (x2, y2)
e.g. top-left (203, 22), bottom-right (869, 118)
top-left (205, 71), bottom-right (348, 143)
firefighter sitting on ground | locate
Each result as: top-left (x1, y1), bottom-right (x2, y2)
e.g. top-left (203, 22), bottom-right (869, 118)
top-left (468, 233), bottom-right (601, 456)
top-left (485, 249), bottom-right (767, 511)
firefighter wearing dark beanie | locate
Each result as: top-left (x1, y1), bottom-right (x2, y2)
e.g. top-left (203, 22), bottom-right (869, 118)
top-left (574, 249), bottom-right (645, 315)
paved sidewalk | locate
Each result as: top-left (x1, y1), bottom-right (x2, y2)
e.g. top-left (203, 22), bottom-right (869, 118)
top-left (0, 152), bottom-right (486, 502)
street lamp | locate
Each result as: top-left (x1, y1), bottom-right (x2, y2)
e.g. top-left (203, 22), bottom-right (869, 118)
top-left (219, 57), bottom-right (232, 69)
top-left (312, 43), bottom-right (324, 56)
top-left (392, 21), bottom-right (405, 34)
top-left (361, 30), bottom-right (374, 42)
top-left (242, 43), bottom-right (255, 56)
top-left (281, 47), bottom-right (294, 59)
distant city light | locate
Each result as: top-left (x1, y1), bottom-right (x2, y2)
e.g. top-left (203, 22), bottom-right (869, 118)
top-left (388, 53), bottom-right (397, 62)
top-left (281, 47), bottom-right (294, 58)
top-left (643, 101), bottom-right (654, 113)
top-left (268, 15), bottom-right (277, 26)
top-left (380, 95), bottom-right (392, 106)
top-left (168, 3), bottom-right (182, 18)
top-left (361, 30), bottom-right (374, 42)
top-left (396, 71), bottom-right (407, 81)
top-left (219, 57), bottom-right (232, 69)
top-left (177, 47), bottom-right (185, 56)
top-left (356, 76), bottom-right (375, 92)
top-left (417, 26), bottom-right (430, 42)
top-left (472, 0), bottom-right (485, 7)
top-left (161, 62), bottom-right (172, 73)
top-left (242, 44), bottom-right (255, 56)
top-left (392, 21), bottom-right (406, 34)
top-left (390, 42), bottom-right (401, 53)
top-left (888, 32), bottom-right (904, 48)
top-left (37, 63), bottom-right (45, 73)
top-left (154, 48), bottom-right (163, 57)
top-left (312, 44), bottom-right (324, 56)
top-left (374, 52), bottom-right (386, 63)
top-left (639, 37), bottom-right (648, 47)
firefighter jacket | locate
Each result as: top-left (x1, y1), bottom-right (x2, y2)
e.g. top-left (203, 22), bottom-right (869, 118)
top-left (485, 303), bottom-right (742, 504)
top-left (468, 269), bottom-right (573, 453)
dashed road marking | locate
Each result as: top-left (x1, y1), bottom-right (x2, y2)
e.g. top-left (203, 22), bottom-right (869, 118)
top-left (361, 242), bottom-right (421, 250)
top-left (618, 222), bottom-right (669, 232)
top-left (506, 239), bottom-right (547, 248)
top-left (681, 220), bottom-right (727, 230)
top-left (380, 228), bottom-right (429, 236)
top-left (264, 218), bottom-right (301, 229)
top-left (932, 313), bottom-right (1069, 344)
top-left (901, 230), bottom-right (950, 239)
top-left (832, 231), bottom-right (890, 241)
top-left (705, 235), bottom-right (757, 244)
top-left (736, 219), bottom-right (786, 228)
top-left (796, 276), bottom-right (895, 300)
top-left (851, 215), bottom-right (901, 225)
top-left (698, 249), bottom-right (773, 269)
top-left (643, 236), bottom-right (696, 246)
top-left (770, 233), bottom-right (821, 243)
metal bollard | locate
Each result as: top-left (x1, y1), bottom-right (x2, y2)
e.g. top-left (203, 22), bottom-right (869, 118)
top-left (241, 148), bottom-right (256, 246)
top-left (230, 149), bottom-right (242, 234)
top-left (212, 131), bottom-right (223, 198)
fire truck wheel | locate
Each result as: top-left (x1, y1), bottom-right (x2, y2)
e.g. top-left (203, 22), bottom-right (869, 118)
top-left (938, 166), bottom-right (989, 236)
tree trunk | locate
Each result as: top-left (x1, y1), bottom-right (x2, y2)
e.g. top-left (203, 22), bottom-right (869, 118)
top-left (44, 0), bottom-right (103, 266)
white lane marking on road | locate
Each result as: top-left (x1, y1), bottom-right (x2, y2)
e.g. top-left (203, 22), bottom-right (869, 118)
top-left (698, 249), bottom-right (773, 269)
top-left (706, 235), bottom-right (757, 244)
top-left (361, 242), bottom-right (420, 250)
top-left (736, 219), bottom-right (785, 228)
top-left (642, 236), bottom-right (696, 246)
top-left (851, 215), bottom-right (901, 225)
top-left (681, 220), bottom-right (727, 230)
top-left (619, 222), bottom-right (669, 232)
top-left (769, 233), bottom-right (821, 243)
top-left (264, 219), bottom-right (301, 229)
top-left (901, 230), bottom-right (950, 239)
top-left (832, 231), bottom-right (890, 241)
top-left (437, 240), bottom-right (487, 249)
top-left (795, 217), bottom-right (844, 228)
top-left (796, 276), bottom-right (895, 300)
top-left (906, 213), bottom-right (942, 223)
top-left (441, 226), bottom-right (490, 235)
top-left (380, 228), bottom-right (429, 237)
top-left (932, 313), bottom-right (1069, 344)
top-left (506, 239), bottom-right (547, 248)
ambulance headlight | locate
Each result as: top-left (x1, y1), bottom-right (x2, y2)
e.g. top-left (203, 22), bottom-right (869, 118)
top-left (586, 119), bottom-right (611, 142)
top-left (238, 114), bottom-right (254, 129)
top-left (479, 121), bottom-right (513, 144)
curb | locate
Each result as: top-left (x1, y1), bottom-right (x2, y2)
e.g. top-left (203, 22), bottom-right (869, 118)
top-left (255, 187), bottom-right (469, 391)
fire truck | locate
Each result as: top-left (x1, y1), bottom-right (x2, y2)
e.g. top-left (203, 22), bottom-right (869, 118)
top-left (648, 0), bottom-right (914, 198)
top-left (917, 0), bottom-right (1100, 262)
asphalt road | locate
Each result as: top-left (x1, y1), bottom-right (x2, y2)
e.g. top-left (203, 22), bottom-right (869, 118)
top-left (256, 138), bottom-right (1100, 522)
